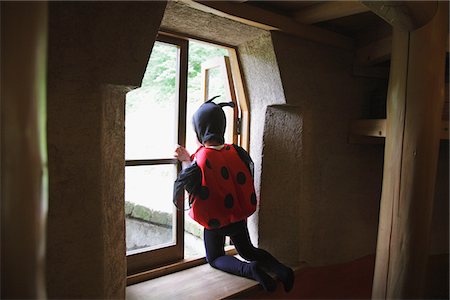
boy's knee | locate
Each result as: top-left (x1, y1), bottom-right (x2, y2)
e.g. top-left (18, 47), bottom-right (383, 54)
top-left (207, 258), bottom-right (219, 269)
top-left (236, 246), bottom-right (258, 260)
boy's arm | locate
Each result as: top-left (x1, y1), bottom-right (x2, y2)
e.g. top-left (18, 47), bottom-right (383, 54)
top-left (173, 162), bottom-right (202, 208)
top-left (174, 145), bottom-right (192, 169)
top-left (232, 144), bottom-right (254, 178)
top-left (173, 145), bottom-right (202, 208)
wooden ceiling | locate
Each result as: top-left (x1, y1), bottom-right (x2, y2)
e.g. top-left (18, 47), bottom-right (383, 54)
top-left (249, 1), bottom-right (392, 44)
top-left (186, 1), bottom-right (392, 46)
top-left (183, 1), bottom-right (443, 70)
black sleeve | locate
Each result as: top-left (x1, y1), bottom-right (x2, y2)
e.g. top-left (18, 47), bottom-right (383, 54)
top-left (173, 162), bottom-right (202, 209)
top-left (232, 144), bottom-right (254, 178)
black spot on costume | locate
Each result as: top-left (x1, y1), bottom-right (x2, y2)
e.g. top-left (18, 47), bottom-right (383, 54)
top-left (221, 167), bottom-right (229, 180)
top-left (199, 186), bottom-right (209, 200)
top-left (205, 159), bottom-right (212, 169)
top-left (208, 219), bottom-right (221, 229)
top-left (237, 172), bottom-right (246, 185)
top-left (224, 194), bottom-right (234, 209)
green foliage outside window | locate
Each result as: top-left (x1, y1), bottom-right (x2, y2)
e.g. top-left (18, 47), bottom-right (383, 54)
top-left (141, 41), bottom-right (227, 104)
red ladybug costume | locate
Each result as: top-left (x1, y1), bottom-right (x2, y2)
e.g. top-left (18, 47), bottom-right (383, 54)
top-left (189, 144), bottom-right (257, 229)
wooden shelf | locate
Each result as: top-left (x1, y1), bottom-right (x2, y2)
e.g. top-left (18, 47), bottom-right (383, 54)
top-left (349, 119), bottom-right (449, 144)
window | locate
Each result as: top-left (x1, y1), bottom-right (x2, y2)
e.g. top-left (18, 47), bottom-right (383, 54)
top-left (125, 33), bottom-right (249, 276)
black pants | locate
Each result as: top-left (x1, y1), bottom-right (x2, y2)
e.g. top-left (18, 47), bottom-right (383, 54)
top-left (204, 220), bottom-right (281, 278)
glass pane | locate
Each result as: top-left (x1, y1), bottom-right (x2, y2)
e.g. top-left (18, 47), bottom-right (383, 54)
top-left (184, 211), bottom-right (205, 258)
top-left (223, 105), bottom-right (234, 144)
top-left (206, 67), bottom-right (225, 100)
top-left (125, 41), bottom-right (179, 160)
top-left (125, 164), bottom-right (177, 254)
top-left (186, 41), bottom-right (228, 155)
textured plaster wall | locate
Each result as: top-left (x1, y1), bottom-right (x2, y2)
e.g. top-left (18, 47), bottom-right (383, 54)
top-left (161, 1), bottom-right (266, 46)
top-left (259, 31), bottom-right (386, 266)
top-left (259, 106), bottom-right (303, 265)
top-left (46, 2), bottom-right (166, 298)
top-left (99, 85), bottom-right (129, 298)
top-left (237, 33), bottom-right (286, 244)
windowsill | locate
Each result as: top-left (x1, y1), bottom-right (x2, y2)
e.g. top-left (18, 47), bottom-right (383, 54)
top-left (126, 257), bottom-right (263, 300)
top-left (127, 247), bottom-right (237, 285)
top-left (127, 253), bottom-right (305, 300)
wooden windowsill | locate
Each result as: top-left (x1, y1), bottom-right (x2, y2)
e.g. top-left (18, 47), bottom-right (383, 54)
top-left (127, 253), bottom-right (306, 300)
top-left (126, 259), bottom-right (263, 300)
top-left (127, 247), bottom-right (237, 285)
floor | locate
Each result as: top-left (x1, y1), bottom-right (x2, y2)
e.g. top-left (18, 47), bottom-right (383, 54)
top-left (239, 255), bottom-right (375, 299)
top-left (239, 254), bottom-right (449, 299)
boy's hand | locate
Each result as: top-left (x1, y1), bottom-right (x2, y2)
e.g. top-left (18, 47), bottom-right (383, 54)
top-left (174, 145), bottom-right (191, 162)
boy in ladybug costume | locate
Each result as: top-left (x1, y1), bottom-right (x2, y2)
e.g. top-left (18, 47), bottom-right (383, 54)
top-left (174, 97), bottom-right (294, 292)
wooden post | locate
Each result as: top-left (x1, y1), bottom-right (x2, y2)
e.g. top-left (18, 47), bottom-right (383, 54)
top-left (1, 2), bottom-right (48, 298)
top-left (372, 1), bottom-right (448, 299)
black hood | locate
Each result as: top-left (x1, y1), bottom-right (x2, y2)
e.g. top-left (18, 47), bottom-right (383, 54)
top-left (192, 96), bottom-right (234, 145)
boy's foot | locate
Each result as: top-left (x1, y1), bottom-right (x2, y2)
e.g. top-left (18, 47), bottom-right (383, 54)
top-left (267, 263), bottom-right (295, 292)
top-left (249, 261), bottom-right (277, 292)
top-left (280, 266), bottom-right (295, 292)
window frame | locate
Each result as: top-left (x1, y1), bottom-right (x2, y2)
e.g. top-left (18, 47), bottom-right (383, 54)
top-left (201, 56), bottom-right (239, 144)
top-left (126, 34), bottom-right (188, 275)
top-left (125, 31), bottom-right (251, 281)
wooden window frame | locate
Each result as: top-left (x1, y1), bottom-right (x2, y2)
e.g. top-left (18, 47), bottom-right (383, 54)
top-left (126, 34), bottom-right (188, 276)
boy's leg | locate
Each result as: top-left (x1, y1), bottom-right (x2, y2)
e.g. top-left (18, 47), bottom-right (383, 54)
top-left (203, 227), bottom-right (226, 263)
top-left (204, 228), bottom-right (276, 292)
top-left (229, 222), bottom-right (295, 292)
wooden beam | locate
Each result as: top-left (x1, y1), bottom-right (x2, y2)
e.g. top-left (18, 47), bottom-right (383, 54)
top-left (350, 119), bottom-right (386, 137)
top-left (349, 119), bottom-right (449, 140)
top-left (355, 35), bottom-right (392, 66)
top-left (184, 0), bottom-right (354, 50)
top-left (348, 119), bottom-right (386, 144)
top-left (372, 1), bottom-right (448, 298)
top-left (361, 1), bottom-right (438, 32)
top-left (404, 1), bottom-right (440, 30)
top-left (293, 1), bottom-right (370, 24)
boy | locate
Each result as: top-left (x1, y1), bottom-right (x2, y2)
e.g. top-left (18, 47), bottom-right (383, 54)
top-left (174, 97), bottom-right (294, 292)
